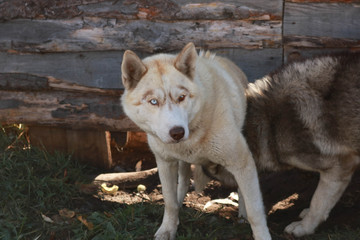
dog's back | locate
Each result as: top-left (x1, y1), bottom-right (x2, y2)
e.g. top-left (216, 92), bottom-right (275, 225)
top-left (199, 52), bottom-right (360, 237)
top-left (246, 53), bottom-right (360, 171)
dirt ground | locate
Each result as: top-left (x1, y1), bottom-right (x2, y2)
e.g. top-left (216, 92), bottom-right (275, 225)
top-left (85, 133), bottom-right (360, 239)
top-left (95, 162), bottom-right (360, 239)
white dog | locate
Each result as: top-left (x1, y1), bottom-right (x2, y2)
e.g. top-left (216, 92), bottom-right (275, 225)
top-left (121, 43), bottom-right (271, 240)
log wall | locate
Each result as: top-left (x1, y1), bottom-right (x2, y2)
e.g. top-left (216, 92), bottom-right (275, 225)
top-left (1, 0), bottom-right (359, 129)
top-left (1, 0), bottom-right (359, 168)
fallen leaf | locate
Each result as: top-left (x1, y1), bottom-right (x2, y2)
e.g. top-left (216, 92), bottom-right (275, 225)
top-left (41, 213), bottom-right (54, 223)
top-left (59, 208), bottom-right (75, 218)
top-left (104, 211), bottom-right (113, 218)
top-left (77, 215), bottom-right (94, 230)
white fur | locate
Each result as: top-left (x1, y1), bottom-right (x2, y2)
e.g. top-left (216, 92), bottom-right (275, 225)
top-left (121, 43), bottom-right (271, 240)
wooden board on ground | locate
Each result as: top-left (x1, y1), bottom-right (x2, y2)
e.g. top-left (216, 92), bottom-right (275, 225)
top-left (28, 126), bottom-right (113, 169)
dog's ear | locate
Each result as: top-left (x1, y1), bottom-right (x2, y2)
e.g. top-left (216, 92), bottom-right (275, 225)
top-left (174, 42), bottom-right (198, 80)
top-left (121, 50), bottom-right (147, 90)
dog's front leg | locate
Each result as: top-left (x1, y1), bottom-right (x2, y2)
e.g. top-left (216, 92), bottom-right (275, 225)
top-left (155, 158), bottom-right (180, 240)
top-left (237, 187), bottom-right (247, 221)
top-left (226, 138), bottom-right (271, 240)
top-left (177, 161), bottom-right (191, 206)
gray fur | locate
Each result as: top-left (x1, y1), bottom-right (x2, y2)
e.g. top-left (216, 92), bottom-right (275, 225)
top-left (203, 53), bottom-right (360, 236)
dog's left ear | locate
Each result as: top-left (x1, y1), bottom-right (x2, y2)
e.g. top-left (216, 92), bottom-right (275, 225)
top-left (174, 42), bottom-right (198, 80)
top-left (121, 50), bottom-right (147, 90)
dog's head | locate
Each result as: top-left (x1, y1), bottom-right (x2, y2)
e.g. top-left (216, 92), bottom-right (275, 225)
top-left (121, 43), bottom-right (202, 144)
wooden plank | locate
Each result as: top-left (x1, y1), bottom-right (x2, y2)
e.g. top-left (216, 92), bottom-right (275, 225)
top-left (0, 18), bottom-right (282, 53)
top-left (213, 48), bottom-right (283, 82)
top-left (0, 73), bottom-right (138, 131)
top-left (284, 35), bottom-right (360, 49)
top-left (0, 51), bottom-right (124, 89)
top-left (287, 1), bottom-right (360, 3)
top-left (66, 129), bottom-right (113, 169)
top-left (0, 47), bottom-right (282, 89)
top-left (284, 47), bottom-right (360, 62)
top-left (28, 126), bottom-right (113, 169)
top-left (0, 73), bottom-right (49, 90)
top-left (0, 0), bottom-right (283, 21)
top-left (284, 2), bottom-right (360, 40)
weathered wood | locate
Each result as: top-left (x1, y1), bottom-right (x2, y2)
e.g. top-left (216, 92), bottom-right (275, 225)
top-left (287, 0), bottom-right (360, 3)
top-left (0, 48), bottom-right (282, 90)
top-left (93, 167), bottom-right (159, 189)
top-left (0, 73), bottom-right (138, 131)
top-left (0, 18), bottom-right (281, 53)
top-left (284, 35), bottom-right (360, 49)
top-left (0, 73), bottom-right (49, 90)
top-left (0, 51), bottom-right (124, 89)
top-left (124, 131), bottom-right (148, 149)
top-left (284, 47), bottom-right (360, 62)
top-left (284, 2), bottom-right (360, 40)
top-left (29, 126), bottom-right (113, 169)
top-left (111, 131), bottom-right (155, 171)
top-left (213, 48), bottom-right (283, 82)
top-left (0, 0), bottom-right (283, 21)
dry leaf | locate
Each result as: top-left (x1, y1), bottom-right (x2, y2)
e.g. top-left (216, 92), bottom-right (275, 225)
top-left (59, 208), bottom-right (75, 218)
top-left (41, 213), bottom-right (54, 223)
top-left (104, 211), bottom-right (113, 218)
top-left (77, 215), bottom-right (94, 230)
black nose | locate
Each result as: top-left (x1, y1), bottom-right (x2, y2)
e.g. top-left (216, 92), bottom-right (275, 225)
top-left (169, 126), bottom-right (185, 141)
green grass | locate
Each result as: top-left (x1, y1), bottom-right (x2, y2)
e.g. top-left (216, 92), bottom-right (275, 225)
top-left (0, 125), bottom-right (92, 239)
top-left (0, 124), bottom-right (359, 240)
top-left (0, 125), bottom-right (252, 240)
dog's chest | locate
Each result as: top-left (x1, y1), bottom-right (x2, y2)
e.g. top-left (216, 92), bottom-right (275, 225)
top-left (170, 144), bottom-right (210, 164)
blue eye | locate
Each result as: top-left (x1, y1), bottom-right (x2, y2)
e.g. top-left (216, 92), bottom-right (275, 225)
top-left (149, 99), bottom-right (158, 105)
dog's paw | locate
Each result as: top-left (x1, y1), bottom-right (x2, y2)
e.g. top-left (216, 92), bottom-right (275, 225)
top-left (299, 208), bottom-right (309, 219)
top-left (237, 209), bottom-right (248, 222)
top-left (154, 227), bottom-right (176, 240)
top-left (237, 217), bottom-right (248, 224)
top-left (284, 220), bottom-right (315, 237)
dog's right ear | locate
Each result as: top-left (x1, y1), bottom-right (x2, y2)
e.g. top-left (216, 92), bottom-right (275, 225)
top-left (175, 42), bottom-right (198, 80)
top-left (121, 50), bottom-right (147, 90)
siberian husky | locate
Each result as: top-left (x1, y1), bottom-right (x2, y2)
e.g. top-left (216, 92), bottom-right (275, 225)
top-left (197, 52), bottom-right (360, 237)
top-left (121, 43), bottom-right (271, 240)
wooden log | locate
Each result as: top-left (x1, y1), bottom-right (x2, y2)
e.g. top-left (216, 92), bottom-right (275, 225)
top-left (0, 0), bottom-right (283, 21)
top-left (284, 47), bottom-right (360, 62)
top-left (0, 18), bottom-right (282, 53)
top-left (0, 51), bottom-right (125, 89)
top-left (284, 2), bottom-right (360, 40)
top-left (0, 48), bottom-right (282, 89)
top-left (287, 1), bottom-right (360, 3)
top-left (93, 167), bottom-right (159, 189)
top-left (213, 48), bottom-right (283, 82)
top-left (0, 73), bottom-right (138, 131)
top-left (284, 35), bottom-right (360, 49)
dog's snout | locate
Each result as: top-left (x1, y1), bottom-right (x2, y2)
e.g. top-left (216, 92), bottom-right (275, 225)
top-left (169, 126), bottom-right (185, 141)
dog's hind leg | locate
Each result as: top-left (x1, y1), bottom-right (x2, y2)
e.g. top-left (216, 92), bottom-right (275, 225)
top-left (155, 158), bottom-right (181, 240)
top-left (285, 153), bottom-right (360, 237)
top-left (177, 161), bottom-right (192, 206)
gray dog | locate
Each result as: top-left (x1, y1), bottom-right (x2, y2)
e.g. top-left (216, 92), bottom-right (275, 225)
top-left (197, 52), bottom-right (360, 237)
